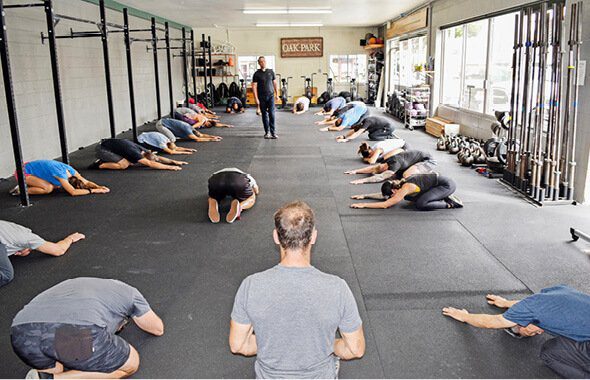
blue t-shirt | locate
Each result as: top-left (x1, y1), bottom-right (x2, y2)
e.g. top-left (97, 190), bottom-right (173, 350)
top-left (340, 101), bottom-right (368, 127)
top-left (161, 118), bottom-right (194, 138)
top-left (24, 160), bottom-right (75, 187)
top-left (325, 97), bottom-right (346, 112)
top-left (138, 132), bottom-right (170, 151)
top-left (503, 285), bottom-right (590, 342)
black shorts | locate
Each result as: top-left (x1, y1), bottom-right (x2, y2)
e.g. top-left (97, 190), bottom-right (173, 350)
top-left (95, 144), bottom-right (123, 163)
top-left (208, 172), bottom-right (253, 202)
top-left (11, 323), bottom-right (130, 373)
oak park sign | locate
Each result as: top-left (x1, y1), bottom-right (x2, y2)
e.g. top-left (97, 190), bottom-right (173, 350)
top-left (280, 37), bottom-right (323, 58)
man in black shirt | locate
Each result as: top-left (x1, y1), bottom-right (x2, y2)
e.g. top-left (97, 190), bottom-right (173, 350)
top-left (252, 56), bottom-right (279, 139)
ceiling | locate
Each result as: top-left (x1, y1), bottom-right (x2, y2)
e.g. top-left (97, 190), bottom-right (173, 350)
top-left (117, 0), bottom-right (426, 28)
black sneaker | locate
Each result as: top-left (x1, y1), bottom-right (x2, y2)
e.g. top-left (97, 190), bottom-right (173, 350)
top-left (446, 194), bottom-right (464, 209)
top-left (87, 159), bottom-right (102, 170)
top-left (264, 133), bottom-right (270, 139)
top-left (270, 134), bottom-right (278, 139)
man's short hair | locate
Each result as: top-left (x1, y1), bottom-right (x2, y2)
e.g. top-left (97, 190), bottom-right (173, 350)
top-left (258, 56), bottom-right (265, 61)
top-left (274, 201), bottom-right (315, 250)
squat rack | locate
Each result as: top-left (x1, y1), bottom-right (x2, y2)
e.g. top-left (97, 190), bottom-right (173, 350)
top-left (147, 27), bottom-right (191, 112)
top-left (1, 0), bottom-right (190, 207)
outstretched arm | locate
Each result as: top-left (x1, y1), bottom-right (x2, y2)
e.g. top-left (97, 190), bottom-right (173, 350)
top-left (351, 186), bottom-right (410, 209)
top-left (138, 158), bottom-right (182, 171)
top-left (154, 155), bottom-right (188, 166)
top-left (350, 171), bottom-right (396, 185)
top-left (345, 164), bottom-right (384, 175)
top-left (442, 307), bottom-right (516, 329)
top-left (37, 232), bottom-right (85, 256)
top-left (337, 129), bottom-right (364, 143)
top-left (486, 295), bottom-right (520, 309)
top-left (351, 193), bottom-right (386, 200)
top-left (58, 177), bottom-right (109, 197)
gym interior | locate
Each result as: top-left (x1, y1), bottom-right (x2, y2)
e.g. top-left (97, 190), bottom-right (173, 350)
top-left (0, 0), bottom-right (590, 378)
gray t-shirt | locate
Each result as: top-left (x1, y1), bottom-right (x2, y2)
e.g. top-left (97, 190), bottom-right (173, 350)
top-left (0, 220), bottom-right (46, 256)
top-left (175, 107), bottom-right (196, 116)
top-left (231, 265), bottom-right (362, 379)
top-left (12, 277), bottom-right (152, 333)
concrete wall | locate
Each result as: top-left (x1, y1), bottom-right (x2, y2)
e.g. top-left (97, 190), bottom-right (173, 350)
top-left (0, 0), bottom-right (186, 178)
top-left (195, 26), bottom-right (377, 100)
top-left (423, 0), bottom-right (590, 203)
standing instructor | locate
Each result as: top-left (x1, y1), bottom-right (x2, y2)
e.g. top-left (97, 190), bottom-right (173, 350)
top-left (252, 56), bottom-right (279, 139)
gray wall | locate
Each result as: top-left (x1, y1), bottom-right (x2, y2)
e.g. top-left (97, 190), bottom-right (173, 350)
top-left (0, 0), bottom-right (186, 177)
top-left (425, 0), bottom-right (590, 204)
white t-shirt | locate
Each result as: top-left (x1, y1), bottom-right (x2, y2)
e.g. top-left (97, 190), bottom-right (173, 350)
top-left (213, 167), bottom-right (258, 188)
top-left (371, 139), bottom-right (405, 156)
top-left (294, 97), bottom-right (310, 111)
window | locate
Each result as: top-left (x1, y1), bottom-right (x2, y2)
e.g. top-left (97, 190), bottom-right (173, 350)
top-left (388, 35), bottom-right (428, 90)
top-left (487, 13), bottom-right (518, 113)
top-left (329, 55), bottom-right (367, 84)
top-left (238, 56), bottom-right (275, 83)
top-left (441, 26), bottom-right (464, 106)
top-left (440, 13), bottom-right (517, 115)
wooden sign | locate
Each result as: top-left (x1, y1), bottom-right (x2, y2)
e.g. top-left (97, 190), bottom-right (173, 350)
top-left (386, 7), bottom-right (428, 39)
top-left (280, 37), bottom-right (323, 58)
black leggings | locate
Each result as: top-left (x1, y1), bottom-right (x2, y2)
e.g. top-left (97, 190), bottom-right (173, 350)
top-left (368, 127), bottom-right (394, 141)
top-left (414, 176), bottom-right (456, 211)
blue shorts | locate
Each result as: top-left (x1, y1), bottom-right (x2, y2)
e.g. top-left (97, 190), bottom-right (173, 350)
top-left (11, 323), bottom-right (130, 373)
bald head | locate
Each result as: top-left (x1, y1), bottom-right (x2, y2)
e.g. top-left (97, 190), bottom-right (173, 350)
top-left (274, 201), bottom-right (315, 250)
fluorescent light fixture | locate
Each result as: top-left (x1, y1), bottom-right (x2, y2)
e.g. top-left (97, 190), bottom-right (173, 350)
top-left (244, 9), bottom-right (288, 14)
top-left (244, 8), bottom-right (332, 14)
top-left (256, 22), bottom-right (324, 27)
top-left (288, 9), bottom-right (332, 14)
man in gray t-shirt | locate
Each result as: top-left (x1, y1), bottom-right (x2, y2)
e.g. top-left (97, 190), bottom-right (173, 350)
top-left (0, 220), bottom-right (85, 288)
top-left (229, 201), bottom-right (365, 378)
top-left (11, 277), bottom-right (164, 378)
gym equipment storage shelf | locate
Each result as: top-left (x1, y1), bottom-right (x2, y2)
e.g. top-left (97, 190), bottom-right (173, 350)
top-left (404, 87), bottom-right (430, 130)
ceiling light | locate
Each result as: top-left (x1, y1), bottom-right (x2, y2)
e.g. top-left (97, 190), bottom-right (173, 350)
top-left (244, 8), bottom-right (332, 15)
top-left (244, 9), bottom-right (288, 14)
top-left (288, 9), bottom-right (332, 14)
top-left (256, 22), bottom-right (324, 27)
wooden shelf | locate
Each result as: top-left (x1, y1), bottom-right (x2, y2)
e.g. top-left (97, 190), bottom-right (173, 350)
top-left (364, 44), bottom-right (384, 50)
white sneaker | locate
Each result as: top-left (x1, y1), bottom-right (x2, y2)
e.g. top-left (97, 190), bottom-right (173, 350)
top-left (226, 199), bottom-right (241, 223)
top-left (9, 185), bottom-right (19, 196)
top-left (25, 369), bottom-right (40, 379)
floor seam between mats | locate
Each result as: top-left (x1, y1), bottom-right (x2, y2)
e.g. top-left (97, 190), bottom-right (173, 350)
top-left (455, 218), bottom-right (533, 293)
top-left (321, 149), bottom-right (387, 377)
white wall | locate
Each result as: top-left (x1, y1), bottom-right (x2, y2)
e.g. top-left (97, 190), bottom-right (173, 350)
top-left (0, 0), bottom-right (186, 177)
top-left (196, 26), bottom-right (377, 100)
top-left (423, 0), bottom-right (590, 203)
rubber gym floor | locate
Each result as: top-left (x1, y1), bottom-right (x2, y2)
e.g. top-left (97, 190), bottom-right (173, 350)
top-left (0, 107), bottom-right (589, 378)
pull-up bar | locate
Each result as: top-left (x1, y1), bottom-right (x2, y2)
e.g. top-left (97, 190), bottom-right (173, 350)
top-left (0, 0), bottom-right (30, 206)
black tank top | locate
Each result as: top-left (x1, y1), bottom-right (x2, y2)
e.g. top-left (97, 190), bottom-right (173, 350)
top-left (402, 173), bottom-right (439, 201)
top-left (385, 151), bottom-right (431, 173)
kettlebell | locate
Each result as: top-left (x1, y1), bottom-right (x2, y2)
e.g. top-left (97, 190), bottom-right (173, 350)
top-left (462, 151), bottom-right (475, 167)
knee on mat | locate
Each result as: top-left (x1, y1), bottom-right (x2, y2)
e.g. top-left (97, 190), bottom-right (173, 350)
top-left (414, 199), bottom-right (429, 211)
top-left (540, 338), bottom-right (562, 365)
top-left (0, 266), bottom-right (14, 287)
